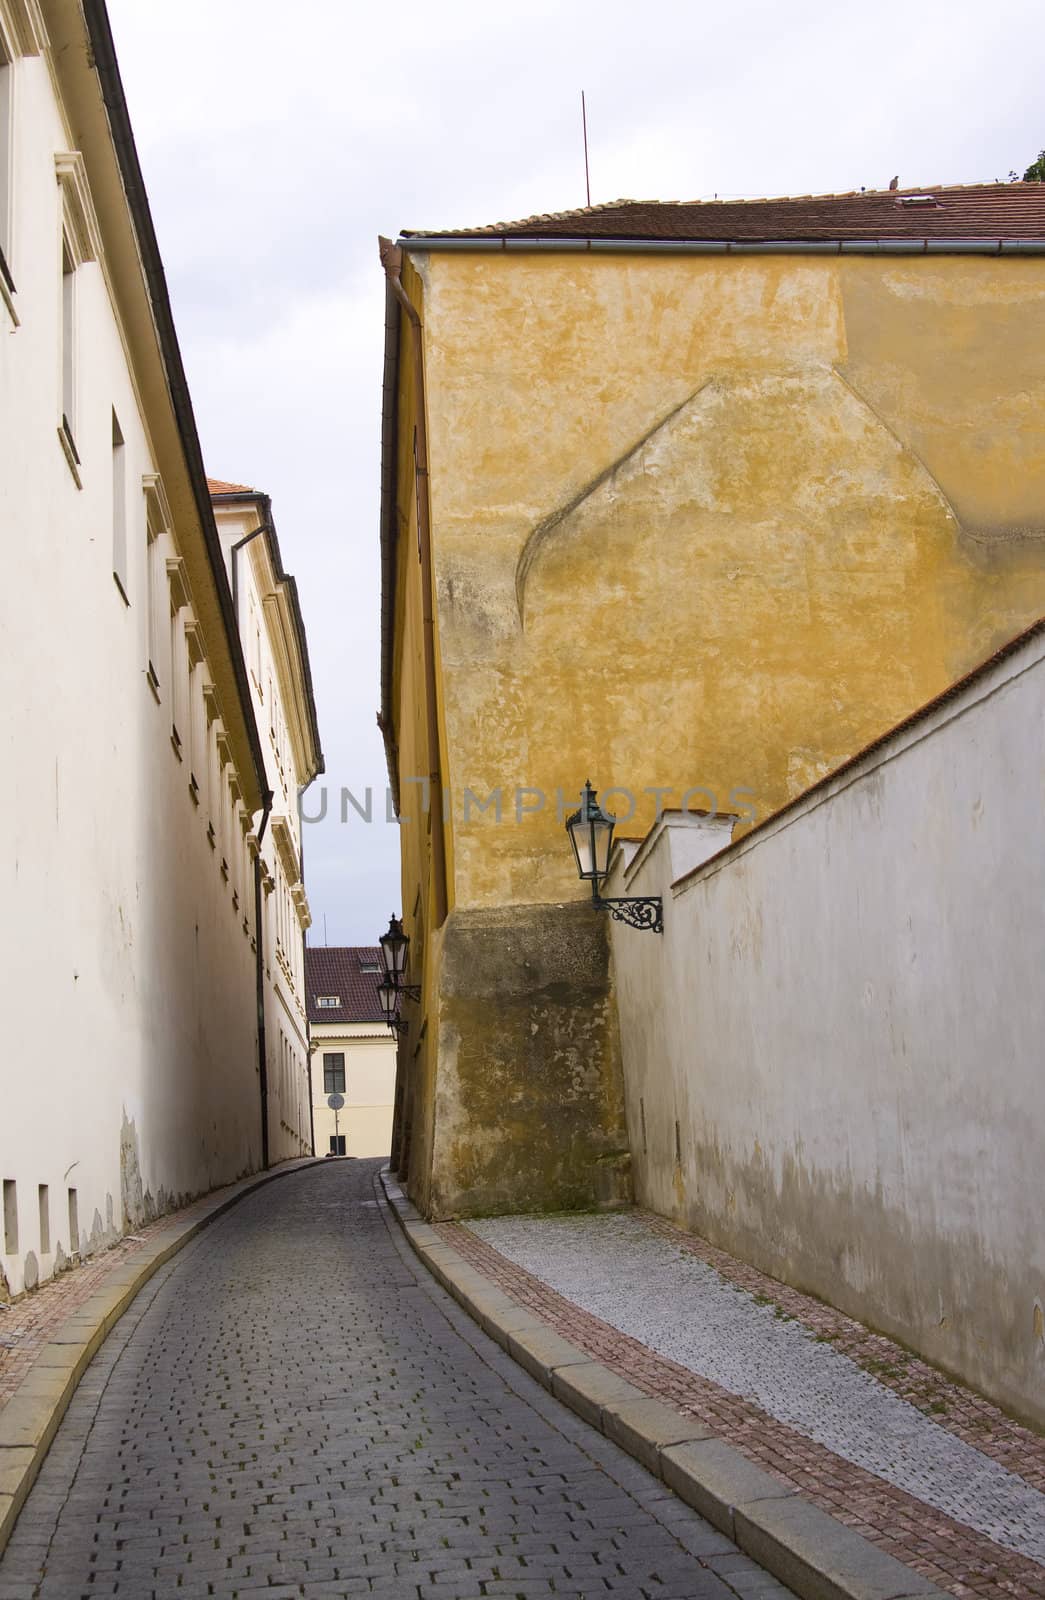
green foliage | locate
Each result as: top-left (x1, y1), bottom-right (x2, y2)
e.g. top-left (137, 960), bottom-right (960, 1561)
top-left (1023, 149), bottom-right (1045, 182)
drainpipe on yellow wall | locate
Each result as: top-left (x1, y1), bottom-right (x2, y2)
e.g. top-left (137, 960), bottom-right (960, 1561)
top-left (379, 238), bottom-right (448, 930)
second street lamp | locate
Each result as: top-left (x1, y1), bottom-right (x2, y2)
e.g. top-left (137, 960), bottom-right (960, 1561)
top-left (377, 974), bottom-right (408, 1034)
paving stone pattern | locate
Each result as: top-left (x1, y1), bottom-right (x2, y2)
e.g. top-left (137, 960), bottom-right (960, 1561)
top-left (0, 1161), bottom-right (795, 1600)
top-left (466, 1213), bottom-right (1045, 1576)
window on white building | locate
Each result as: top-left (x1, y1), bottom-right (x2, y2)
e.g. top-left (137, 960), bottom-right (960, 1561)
top-left (169, 604), bottom-right (185, 755)
top-left (112, 410), bottom-right (128, 602)
top-left (0, 36), bottom-right (13, 299)
top-left (60, 238), bottom-right (78, 460)
top-left (328, 1135), bottom-right (346, 1156)
top-left (316, 995), bottom-right (339, 1009)
top-left (144, 498), bottom-right (163, 697)
top-left (323, 1053), bottom-right (346, 1094)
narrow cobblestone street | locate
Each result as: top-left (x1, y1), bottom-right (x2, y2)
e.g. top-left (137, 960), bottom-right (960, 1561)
top-left (0, 1162), bottom-right (792, 1600)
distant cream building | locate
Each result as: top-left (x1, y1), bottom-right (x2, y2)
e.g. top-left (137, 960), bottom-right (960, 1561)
top-left (0, 0), bottom-right (320, 1300)
top-left (210, 482), bottom-right (324, 1166)
top-left (305, 950), bottom-right (396, 1158)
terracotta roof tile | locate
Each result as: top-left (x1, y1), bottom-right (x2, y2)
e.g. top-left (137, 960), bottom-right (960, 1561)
top-left (207, 476), bottom-right (255, 495)
top-left (305, 946), bottom-right (385, 1025)
top-left (402, 183), bottom-right (1045, 243)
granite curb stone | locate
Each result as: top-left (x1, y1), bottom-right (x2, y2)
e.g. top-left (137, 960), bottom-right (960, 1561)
top-left (661, 1437), bottom-right (797, 1537)
top-left (0, 1157), bottom-right (321, 1555)
top-left (378, 1166), bottom-right (950, 1600)
top-left (603, 1395), bottom-right (714, 1473)
top-left (733, 1497), bottom-right (945, 1600)
top-left (550, 1358), bottom-right (647, 1428)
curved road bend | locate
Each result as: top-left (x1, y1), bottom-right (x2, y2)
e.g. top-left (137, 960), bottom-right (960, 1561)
top-left (0, 1159), bottom-right (792, 1600)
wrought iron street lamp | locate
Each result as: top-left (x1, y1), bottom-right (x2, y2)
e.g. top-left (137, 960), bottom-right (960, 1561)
top-left (565, 781), bottom-right (663, 933)
top-left (377, 914), bottom-right (421, 1033)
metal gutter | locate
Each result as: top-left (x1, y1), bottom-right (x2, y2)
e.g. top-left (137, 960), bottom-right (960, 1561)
top-left (399, 234), bottom-right (1045, 255)
top-left (81, 0), bottom-right (269, 808)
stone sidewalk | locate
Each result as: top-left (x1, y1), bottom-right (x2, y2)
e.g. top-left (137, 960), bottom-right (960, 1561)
top-left (446, 1210), bottom-right (1045, 1600)
top-left (0, 1159), bottom-right (796, 1599)
top-left (0, 1161), bottom-right (317, 1413)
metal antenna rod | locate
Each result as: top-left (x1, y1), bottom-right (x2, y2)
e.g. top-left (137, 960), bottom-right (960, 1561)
top-left (581, 90), bottom-right (591, 208)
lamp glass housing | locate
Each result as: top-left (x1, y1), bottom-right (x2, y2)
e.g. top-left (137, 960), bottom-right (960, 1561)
top-left (566, 781), bottom-right (615, 884)
top-left (379, 914), bottom-right (409, 980)
top-left (377, 974), bottom-right (398, 1022)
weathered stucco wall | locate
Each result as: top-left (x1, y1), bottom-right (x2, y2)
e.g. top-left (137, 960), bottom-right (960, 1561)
top-left (607, 626), bottom-right (1045, 1427)
top-left (389, 243), bottom-right (1045, 1222)
top-left (426, 903), bottom-right (629, 1218)
top-left (417, 251), bottom-right (1045, 911)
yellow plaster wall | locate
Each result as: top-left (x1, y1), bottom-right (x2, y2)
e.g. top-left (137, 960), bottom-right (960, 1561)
top-left (416, 251), bottom-right (1045, 913)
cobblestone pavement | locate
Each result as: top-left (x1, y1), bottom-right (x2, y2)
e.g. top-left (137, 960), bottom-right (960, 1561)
top-left (458, 1213), bottom-right (1045, 1599)
top-left (0, 1162), bottom-right (795, 1600)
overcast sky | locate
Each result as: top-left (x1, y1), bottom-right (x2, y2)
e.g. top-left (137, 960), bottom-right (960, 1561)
top-left (105, 0), bottom-right (1043, 947)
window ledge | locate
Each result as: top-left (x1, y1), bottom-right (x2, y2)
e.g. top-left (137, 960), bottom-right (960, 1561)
top-left (57, 420), bottom-right (82, 488)
top-left (145, 662), bottom-right (160, 703)
top-left (112, 571), bottom-right (130, 608)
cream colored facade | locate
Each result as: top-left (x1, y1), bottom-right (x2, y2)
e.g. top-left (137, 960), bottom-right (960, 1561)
top-left (211, 487), bottom-right (324, 1167)
top-left (305, 947), bottom-right (396, 1159)
top-left (0, 0), bottom-right (318, 1300)
top-left (309, 1022), bottom-right (396, 1159)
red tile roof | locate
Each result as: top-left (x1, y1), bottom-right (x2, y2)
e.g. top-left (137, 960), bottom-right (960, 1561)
top-left (207, 476), bottom-right (256, 495)
top-left (402, 183), bottom-right (1045, 243)
top-left (305, 947), bottom-right (386, 1025)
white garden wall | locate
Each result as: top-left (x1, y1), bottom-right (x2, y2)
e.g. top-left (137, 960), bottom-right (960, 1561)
top-left (607, 624), bottom-right (1045, 1426)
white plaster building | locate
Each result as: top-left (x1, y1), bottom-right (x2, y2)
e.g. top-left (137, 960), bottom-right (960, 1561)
top-left (305, 949), bottom-right (397, 1158)
top-left (210, 483), bottom-right (324, 1167)
top-left (605, 618), bottom-right (1045, 1428)
top-left (0, 0), bottom-right (319, 1299)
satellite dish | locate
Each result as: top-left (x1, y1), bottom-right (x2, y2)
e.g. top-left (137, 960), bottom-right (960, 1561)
top-left (327, 1093), bottom-right (345, 1111)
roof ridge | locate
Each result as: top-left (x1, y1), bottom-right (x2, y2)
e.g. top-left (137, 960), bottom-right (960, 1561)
top-left (401, 181), bottom-right (1045, 245)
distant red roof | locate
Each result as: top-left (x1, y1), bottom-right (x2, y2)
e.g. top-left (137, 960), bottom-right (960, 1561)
top-left (207, 476), bottom-right (255, 495)
top-left (402, 183), bottom-right (1045, 243)
top-left (305, 947), bottom-right (385, 1025)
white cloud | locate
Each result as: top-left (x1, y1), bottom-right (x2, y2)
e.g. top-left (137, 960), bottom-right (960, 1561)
top-left (105, 0), bottom-right (1045, 943)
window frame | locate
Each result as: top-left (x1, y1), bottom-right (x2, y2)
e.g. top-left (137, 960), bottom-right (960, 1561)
top-left (323, 1052), bottom-right (346, 1094)
top-left (0, 30), bottom-right (15, 310)
top-left (111, 409), bottom-right (129, 603)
